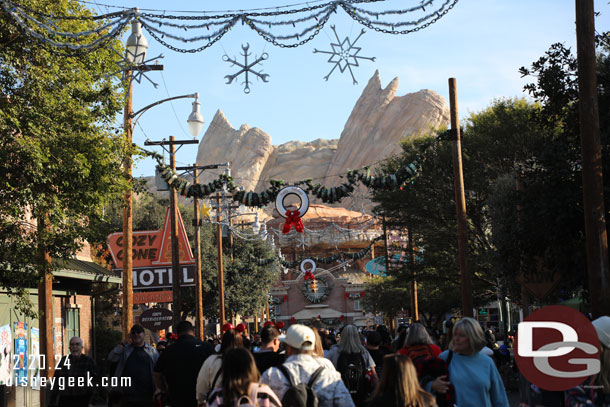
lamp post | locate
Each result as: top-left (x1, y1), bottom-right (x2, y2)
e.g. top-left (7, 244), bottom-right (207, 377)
top-left (122, 11), bottom-right (149, 338)
top-left (120, 8), bottom-right (204, 337)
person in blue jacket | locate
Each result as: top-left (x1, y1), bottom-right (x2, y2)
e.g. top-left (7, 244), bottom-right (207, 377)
top-left (427, 317), bottom-right (509, 407)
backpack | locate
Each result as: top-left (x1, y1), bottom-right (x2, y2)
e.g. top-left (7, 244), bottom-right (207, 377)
top-left (336, 352), bottom-right (368, 406)
top-left (207, 383), bottom-right (270, 407)
top-left (277, 365), bottom-right (324, 407)
top-left (418, 350), bottom-right (456, 407)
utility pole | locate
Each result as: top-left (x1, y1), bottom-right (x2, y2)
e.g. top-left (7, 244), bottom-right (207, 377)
top-left (122, 69), bottom-right (134, 338)
top-left (37, 211), bottom-right (54, 407)
top-left (382, 213), bottom-right (390, 277)
top-left (193, 165), bottom-right (204, 338)
top-left (214, 192), bottom-right (226, 325)
top-left (169, 136), bottom-right (182, 326)
top-left (144, 137), bottom-right (198, 327)
top-left (575, 0), bottom-right (610, 317)
top-left (176, 163), bottom-right (224, 338)
top-left (448, 78), bottom-right (473, 318)
top-left (515, 173), bottom-right (529, 319)
top-left (121, 62), bottom-right (164, 338)
top-left (408, 227), bottom-right (419, 321)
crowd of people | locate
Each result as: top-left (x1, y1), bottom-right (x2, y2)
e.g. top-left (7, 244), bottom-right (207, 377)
top-left (47, 315), bottom-right (610, 407)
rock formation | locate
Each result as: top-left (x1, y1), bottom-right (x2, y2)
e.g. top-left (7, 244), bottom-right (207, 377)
top-left (195, 70), bottom-right (450, 213)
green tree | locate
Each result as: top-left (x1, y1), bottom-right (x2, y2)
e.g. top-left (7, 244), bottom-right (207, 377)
top-left (368, 98), bottom-right (546, 318)
top-left (490, 38), bottom-right (610, 306)
top-left (0, 0), bottom-right (126, 315)
top-left (362, 276), bottom-right (410, 319)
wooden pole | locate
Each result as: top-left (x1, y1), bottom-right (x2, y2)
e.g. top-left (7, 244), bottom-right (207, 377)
top-left (122, 71), bottom-right (134, 337)
top-left (38, 211), bottom-right (54, 407)
top-left (448, 78), bottom-right (473, 317)
top-left (516, 174), bottom-right (529, 319)
top-left (169, 136), bottom-right (182, 327)
top-left (215, 193), bottom-right (226, 325)
top-left (575, 0), bottom-right (610, 317)
top-left (408, 227), bottom-right (419, 321)
top-left (382, 214), bottom-right (390, 276)
top-left (228, 212), bottom-right (234, 262)
top-left (193, 166), bottom-right (204, 339)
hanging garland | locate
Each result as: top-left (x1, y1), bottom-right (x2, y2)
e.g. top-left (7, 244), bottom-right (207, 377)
top-left (2, 0), bottom-right (460, 55)
top-left (150, 150), bottom-right (419, 207)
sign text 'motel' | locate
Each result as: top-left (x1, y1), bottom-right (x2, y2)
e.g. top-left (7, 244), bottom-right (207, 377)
top-left (125, 265), bottom-right (196, 290)
top-left (107, 207), bottom-right (196, 291)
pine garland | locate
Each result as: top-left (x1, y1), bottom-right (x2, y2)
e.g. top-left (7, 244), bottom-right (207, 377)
top-left (148, 150), bottom-right (419, 206)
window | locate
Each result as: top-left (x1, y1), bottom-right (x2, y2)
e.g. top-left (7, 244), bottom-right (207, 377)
top-left (65, 308), bottom-right (80, 347)
top-left (354, 299), bottom-right (362, 311)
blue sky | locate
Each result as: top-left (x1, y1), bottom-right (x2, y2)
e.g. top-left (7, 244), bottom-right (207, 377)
top-left (83, 0), bottom-right (610, 177)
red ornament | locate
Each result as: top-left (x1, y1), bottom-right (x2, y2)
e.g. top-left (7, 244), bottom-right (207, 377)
top-left (236, 323), bottom-right (246, 333)
top-left (344, 292), bottom-right (349, 299)
top-left (290, 317), bottom-right (296, 324)
top-left (283, 295), bottom-right (289, 302)
top-left (275, 321), bottom-right (285, 329)
top-left (222, 323), bottom-right (234, 332)
top-left (282, 210), bottom-right (304, 234)
top-left (264, 321), bottom-right (274, 327)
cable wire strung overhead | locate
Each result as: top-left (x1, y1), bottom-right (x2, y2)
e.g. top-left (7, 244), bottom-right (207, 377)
top-left (2, 0), bottom-right (459, 55)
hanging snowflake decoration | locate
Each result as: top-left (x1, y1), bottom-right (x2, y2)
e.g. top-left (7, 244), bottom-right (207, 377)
top-left (223, 43), bottom-right (269, 94)
top-left (313, 25), bottom-right (376, 85)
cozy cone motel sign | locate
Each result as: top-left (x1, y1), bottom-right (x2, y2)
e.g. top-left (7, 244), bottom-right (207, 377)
top-left (107, 207), bottom-right (196, 301)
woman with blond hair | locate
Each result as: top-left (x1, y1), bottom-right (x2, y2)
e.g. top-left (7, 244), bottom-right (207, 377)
top-left (427, 317), bottom-right (508, 407)
top-left (366, 354), bottom-right (437, 407)
top-left (565, 315), bottom-right (610, 406)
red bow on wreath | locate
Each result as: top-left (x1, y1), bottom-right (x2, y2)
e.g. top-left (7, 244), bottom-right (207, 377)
top-left (282, 210), bottom-right (304, 234)
top-left (304, 271), bottom-right (315, 281)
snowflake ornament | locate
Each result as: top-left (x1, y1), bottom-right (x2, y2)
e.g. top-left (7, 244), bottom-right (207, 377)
top-left (223, 43), bottom-right (269, 94)
top-left (313, 25), bottom-right (376, 85)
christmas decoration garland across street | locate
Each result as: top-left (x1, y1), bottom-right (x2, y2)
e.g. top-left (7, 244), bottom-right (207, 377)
top-left (255, 235), bottom-right (384, 268)
top-left (154, 153), bottom-right (419, 208)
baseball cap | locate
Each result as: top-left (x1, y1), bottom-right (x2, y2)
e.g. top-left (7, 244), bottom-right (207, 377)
top-left (282, 324), bottom-right (315, 351)
top-left (592, 315), bottom-right (610, 348)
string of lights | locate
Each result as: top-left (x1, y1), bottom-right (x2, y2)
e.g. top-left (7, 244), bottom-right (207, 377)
top-left (258, 235), bottom-right (384, 267)
top-left (2, 0), bottom-right (460, 54)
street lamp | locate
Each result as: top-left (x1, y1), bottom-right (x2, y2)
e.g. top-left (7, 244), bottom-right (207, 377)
top-left (187, 95), bottom-right (204, 139)
top-left (125, 11), bottom-right (148, 65)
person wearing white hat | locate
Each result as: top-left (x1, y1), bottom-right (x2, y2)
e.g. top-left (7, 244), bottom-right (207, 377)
top-left (565, 315), bottom-right (610, 406)
top-left (261, 324), bottom-right (354, 407)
